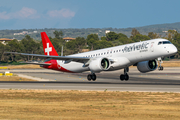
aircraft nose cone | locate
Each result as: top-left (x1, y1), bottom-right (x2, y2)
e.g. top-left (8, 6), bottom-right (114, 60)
top-left (172, 46), bottom-right (178, 53)
top-left (169, 46), bottom-right (178, 54)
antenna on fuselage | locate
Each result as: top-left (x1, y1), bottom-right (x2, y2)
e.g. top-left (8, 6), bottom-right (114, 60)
top-left (61, 46), bottom-right (63, 56)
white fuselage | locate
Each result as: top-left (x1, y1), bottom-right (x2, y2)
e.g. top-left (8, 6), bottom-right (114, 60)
top-left (56, 38), bottom-right (177, 73)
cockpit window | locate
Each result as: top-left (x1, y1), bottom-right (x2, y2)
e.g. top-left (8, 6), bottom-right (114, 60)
top-left (158, 41), bottom-right (162, 45)
top-left (163, 41), bottom-right (172, 44)
top-left (158, 41), bottom-right (172, 45)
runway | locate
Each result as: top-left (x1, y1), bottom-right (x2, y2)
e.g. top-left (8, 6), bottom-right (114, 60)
top-left (0, 67), bottom-right (180, 92)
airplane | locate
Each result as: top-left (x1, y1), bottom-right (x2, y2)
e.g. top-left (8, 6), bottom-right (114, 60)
top-left (6, 32), bottom-right (178, 81)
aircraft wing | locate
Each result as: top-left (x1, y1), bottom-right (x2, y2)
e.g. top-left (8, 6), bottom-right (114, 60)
top-left (5, 52), bottom-right (90, 63)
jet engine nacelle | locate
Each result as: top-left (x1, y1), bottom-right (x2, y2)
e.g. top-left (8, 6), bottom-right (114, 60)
top-left (89, 58), bottom-right (111, 72)
top-left (137, 60), bottom-right (158, 73)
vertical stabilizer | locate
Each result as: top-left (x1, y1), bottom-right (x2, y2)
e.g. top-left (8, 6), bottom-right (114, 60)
top-left (41, 32), bottom-right (58, 56)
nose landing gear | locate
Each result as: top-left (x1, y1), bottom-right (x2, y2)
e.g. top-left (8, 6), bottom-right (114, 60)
top-left (158, 66), bottom-right (163, 71)
top-left (158, 57), bottom-right (164, 71)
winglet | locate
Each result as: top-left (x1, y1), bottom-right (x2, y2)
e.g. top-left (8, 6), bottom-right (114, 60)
top-left (41, 32), bottom-right (59, 56)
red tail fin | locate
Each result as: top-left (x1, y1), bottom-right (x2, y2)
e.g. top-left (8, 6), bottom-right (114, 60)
top-left (41, 32), bottom-right (59, 56)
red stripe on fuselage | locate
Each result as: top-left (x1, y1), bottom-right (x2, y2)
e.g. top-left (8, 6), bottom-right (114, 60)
top-left (43, 60), bottom-right (74, 73)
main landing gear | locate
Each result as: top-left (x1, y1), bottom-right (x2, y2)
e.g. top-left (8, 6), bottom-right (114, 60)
top-left (120, 67), bottom-right (129, 81)
top-left (158, 57), bottom-right (164, 71)
top-left (87, 68), bottom-right (130, 81)
top-left (87, 73), bottom-right (96, 81)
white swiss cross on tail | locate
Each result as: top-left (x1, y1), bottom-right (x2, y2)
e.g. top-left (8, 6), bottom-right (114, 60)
top-left (45, 43), bottom-right (52, 56)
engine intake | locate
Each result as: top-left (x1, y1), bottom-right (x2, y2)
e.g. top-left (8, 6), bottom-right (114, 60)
top-left (101, 58), bottom-right (109, 69)
top-left (89, 58), bottom-right (110, 72)
top-left (137, 60), bottom-right (158, 73)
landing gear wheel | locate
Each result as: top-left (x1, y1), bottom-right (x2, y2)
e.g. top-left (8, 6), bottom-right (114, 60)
top-left (87, 73), bottom-right (96, 81)
top-left (158, 66), bottom-right (163, 71)
top-left (91, 74), bottom-right (96, 81)
top-left (87, 74), bottom-right (92, 81)
top-left (120, 74), bottom-right (125, 81)
top-left (124, 74), bottom-right (129, 81)
top-left (161, 66), bottom-right (163, 70)
top-left (120, 67), bottom-right (129, 81)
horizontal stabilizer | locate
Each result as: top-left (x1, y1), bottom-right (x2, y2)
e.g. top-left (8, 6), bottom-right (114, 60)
top-left (20, 61), bottom-right (51, 66)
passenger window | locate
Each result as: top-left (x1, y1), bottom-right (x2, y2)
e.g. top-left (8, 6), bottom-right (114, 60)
top-left (116, 50), bottom-right (118, 52)
top-left (107, 52), bottom-right (109, 54)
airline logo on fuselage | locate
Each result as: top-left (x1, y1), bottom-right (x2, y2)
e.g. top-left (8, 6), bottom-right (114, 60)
top-left (45, 43), bottom-right (52, 56)
top-left (57, 60), bottom-right (61, 69)
top-left (122, 42), bottom-right (149, 53)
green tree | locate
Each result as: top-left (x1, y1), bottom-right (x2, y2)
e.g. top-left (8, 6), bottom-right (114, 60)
top-left (130, 28), bottom-right (140, 38)
top-left (166, 30), bottom-right (178, 40)
top-left (101, 36), bottom-right (106, 40)
top-left (94, 40), bottom-right (113, 50)
top-left (53, 30), bottom-right (63, 39)
top-left (21, 35), bottom-right (41, 61)
top-left (75, 37), bottom-right (86, 52)
top-left (117, 33), bottom-right (132, 44)
top-left (66, 40), bottom-right (77, 51)
top-left (106, 32), bottom-right (118, 41)
top-left (7, 39), bottom-right (22, 61)
top-left (51, 38), bottom-right (63, 55)
top-left (87, 34), bottom-right (99, 50)
top-left (148, 32), bottom-right (160, 39)
top-left (65, 37), bottom-right (86, 54)
top-left (132, 34), bottom-right (150, 42)
top-left (0, 42), bottom-right (8, 62)
top-left (169, 31), bottom-right (180, 58)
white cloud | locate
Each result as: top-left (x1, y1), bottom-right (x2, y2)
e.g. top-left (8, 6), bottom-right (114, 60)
top-left (15, 7), bottom-right (39, 19)
top-left (0, 7), bottom-right (39, 20)
top-left (0, 12), bottom-right (10, 19)
top-left (47, 9), bottom-right (75, 18)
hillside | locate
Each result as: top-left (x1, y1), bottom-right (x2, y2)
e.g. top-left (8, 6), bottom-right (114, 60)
top-left (1, 22), bottom-right (180, 40)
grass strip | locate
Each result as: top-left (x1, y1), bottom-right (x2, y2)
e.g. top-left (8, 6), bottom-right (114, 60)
top-left (0, 90), bottom-right (180, 120)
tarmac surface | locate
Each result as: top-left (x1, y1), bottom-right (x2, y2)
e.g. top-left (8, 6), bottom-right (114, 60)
top-left (0, 67), bottom-right (180, 92)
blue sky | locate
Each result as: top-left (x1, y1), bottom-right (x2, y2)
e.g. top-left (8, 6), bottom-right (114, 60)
top-left (0, 0), bottom-right (180, 30)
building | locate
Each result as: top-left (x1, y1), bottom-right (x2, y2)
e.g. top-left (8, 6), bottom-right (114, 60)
top-left (105, 30), bottom-right (110, 34)
top-left (63, 37), bottom-right (75, 42)
top-left (0, 38), bottom-right (13, 44)
top-left (82, 49), bottom-right (89, 52)
top-left (14, 31), bottom-right (29, 35)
